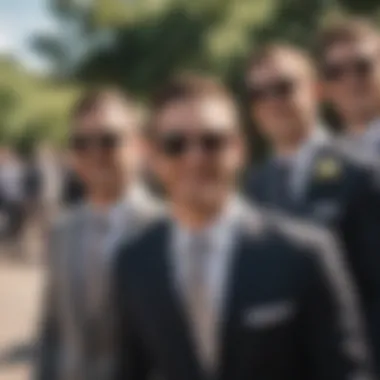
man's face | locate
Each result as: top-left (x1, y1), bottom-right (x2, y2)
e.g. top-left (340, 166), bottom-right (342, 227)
top-left (69, 100), bottom-right (140, 193)
top-left (322, 39), bottom-right (380, 125)
top-left (247, 54), bottom-right (318, 145)
top-left (149, 97), bottom-right (244, 211)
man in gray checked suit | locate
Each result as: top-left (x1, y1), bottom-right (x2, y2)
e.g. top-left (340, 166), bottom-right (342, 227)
top-left (35, 88), bottom-right (161, 380)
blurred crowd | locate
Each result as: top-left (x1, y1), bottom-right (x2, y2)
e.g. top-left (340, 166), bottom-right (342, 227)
top-left (0, 145), bottom-right (84, 261)
top-left (13, 15), bottom-right (380, 380)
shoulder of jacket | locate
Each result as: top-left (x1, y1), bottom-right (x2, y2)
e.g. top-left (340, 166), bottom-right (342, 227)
top-left (50, 203), bottom-right (86, 235)
top-left (328, 137), bottom-right (380, 169)
top-left (116, 215), bottom-right (167, 263)
top-left (263, 208), bottom-right (336, 255)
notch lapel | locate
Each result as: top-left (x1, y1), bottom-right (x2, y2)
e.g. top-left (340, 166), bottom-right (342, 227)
top-left (143, 221), bottom-right (206, 380)
top-left (216, 230), bottom-right (252, 380)
top-left (216, 203), bottom-right (265, 380)
top-left (65, 207), bottom-right (88, 330)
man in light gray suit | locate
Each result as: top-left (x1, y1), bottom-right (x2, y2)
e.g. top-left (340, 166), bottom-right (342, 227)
top-left (35, 88), bottom-right (161, 380)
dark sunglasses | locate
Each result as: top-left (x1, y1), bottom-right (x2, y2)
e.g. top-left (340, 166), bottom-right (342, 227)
top-left (247, 79), bottom-right (296, 103)
top-left (156, 131), bottom-right (232, 158)
top-left (322, 57), bottom-right (374, 81)
top-left (69, 132), bottom-right (121, 153)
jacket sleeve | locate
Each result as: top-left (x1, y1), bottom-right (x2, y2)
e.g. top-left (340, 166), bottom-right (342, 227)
top-left (299, 231), bottom-right (375, 380)
top-left (343, 164), bottom-right (380, 372)
top-left (34, 226), bottom-right (61, 380)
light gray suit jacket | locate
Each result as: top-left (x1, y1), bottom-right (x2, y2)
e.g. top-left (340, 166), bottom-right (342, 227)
top-left (35, 190), bottom-right (163, 380)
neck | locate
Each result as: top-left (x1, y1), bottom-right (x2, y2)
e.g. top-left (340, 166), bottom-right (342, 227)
top-left (87, 179), bottom-right (130, 211)
top-left (171, 194), bottom-right (231, 231)
top-left (273, 127), bottom-right (313, 158)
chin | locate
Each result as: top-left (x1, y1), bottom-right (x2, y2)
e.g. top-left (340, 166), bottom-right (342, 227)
top-left (184, 189), bottom-right (224, 211)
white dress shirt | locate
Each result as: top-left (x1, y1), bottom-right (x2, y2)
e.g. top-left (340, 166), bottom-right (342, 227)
top-left (170, 198), bottom-right (240, 371)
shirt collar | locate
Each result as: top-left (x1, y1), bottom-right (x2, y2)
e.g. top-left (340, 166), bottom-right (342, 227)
top-left (363, 117), bottom-right (380, 141)
top-left (85, 183), bottom-right (145, 223)
top-left (172, 196), bottom-right (240, 254)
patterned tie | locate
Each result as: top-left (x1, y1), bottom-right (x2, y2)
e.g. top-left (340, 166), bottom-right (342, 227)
top-left (185, 232), bottom-right (216, 374)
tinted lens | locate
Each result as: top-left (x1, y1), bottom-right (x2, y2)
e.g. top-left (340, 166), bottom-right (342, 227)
top-left (248, 79), bottom-right (295, 102)
top-left (69, 135), bottom-right (90, 152)
top-left (99, 133), bottom-right (119, 150)
top-left (247, 87), bottom-right (266, 102)
top-left (200, 133), bottom-right (229, 154)
top-left (354, 59), bottom-right (373, 77)
top-left (322, 64), bottom-right (345, 81)
top-left (159, 134), bottom-right (188, 157)
top-left (272, 80), bottom-right (294, 98)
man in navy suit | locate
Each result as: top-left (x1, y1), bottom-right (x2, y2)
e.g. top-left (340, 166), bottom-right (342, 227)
top-left (112, 73), bottom-right (373, 380)
top-left (245, 44), bottom-right (380, 371)
top-left (318, 18), bottom-right (380, 150)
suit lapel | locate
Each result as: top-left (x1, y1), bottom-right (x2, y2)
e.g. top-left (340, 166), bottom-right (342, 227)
top-left (66, 207), bottom-right (89, 328)
top-left (290, 130), bottom-right (332, 204)
top-left (217, 232), bottom-right (248, 379)
top-left (144, 221), bottom-right (206, 380)
top-left (217, 204), bottom-right (265, 380)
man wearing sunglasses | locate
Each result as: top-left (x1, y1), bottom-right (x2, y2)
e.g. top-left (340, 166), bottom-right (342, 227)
top-left (318, 18), bottom-right (380, 150)
top-left (245, 44), bottom-right (380, 371)
top-left (112, 73), bottom-right (372, 380)
top-left (36, 88), bottom-right (161, 380)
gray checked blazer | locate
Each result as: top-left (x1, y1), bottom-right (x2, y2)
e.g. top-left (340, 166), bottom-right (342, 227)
top-left (34, 188), bottom-right (164, 380)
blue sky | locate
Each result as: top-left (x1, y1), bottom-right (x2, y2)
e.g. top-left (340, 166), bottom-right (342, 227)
top-left (0, 0), bottom-right (58, 72)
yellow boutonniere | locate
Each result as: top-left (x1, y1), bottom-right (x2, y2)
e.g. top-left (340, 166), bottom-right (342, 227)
top-left (314, 157), bottom-right (341, 180)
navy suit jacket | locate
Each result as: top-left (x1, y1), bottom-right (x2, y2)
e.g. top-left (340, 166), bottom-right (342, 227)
top-left (246, 140), bottom-right (380, 369)
top-left (112, 202), bottom-right (373, 380)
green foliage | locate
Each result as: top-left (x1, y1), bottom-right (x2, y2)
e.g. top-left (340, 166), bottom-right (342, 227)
top-left (0, 57), bottom-right (79, 146)
top-left (3, 0), bottom-right (380, 148)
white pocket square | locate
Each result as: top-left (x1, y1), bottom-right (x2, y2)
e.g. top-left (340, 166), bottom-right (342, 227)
top-left (243, 300), bottom-right (296, 329)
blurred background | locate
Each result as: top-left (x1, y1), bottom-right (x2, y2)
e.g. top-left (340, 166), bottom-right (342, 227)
top-left (1, 0), bottom-right (380, 379)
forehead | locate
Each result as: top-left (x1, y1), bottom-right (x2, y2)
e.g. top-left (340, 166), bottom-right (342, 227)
top-left (155, 97), bottom-right (237, 133)
top-left (247, 53), bottom-right (310, 84)
top-left (324, 38), bottom-right (379, 62)
top-left (74, 99), bottom-right (136, 134)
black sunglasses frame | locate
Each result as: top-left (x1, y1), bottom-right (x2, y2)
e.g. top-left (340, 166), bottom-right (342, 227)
top-left (156, 131), bottom-right (234, 158)
top-left (247, 79), bottom-right (297, 103)
top-left (69, 132), bottom-right (123, 153)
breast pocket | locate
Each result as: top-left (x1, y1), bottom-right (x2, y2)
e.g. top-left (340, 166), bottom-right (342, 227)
top-left (237, 299), bottom-right (299, 368)
top-left (241, 300), bottom-right (297, 332)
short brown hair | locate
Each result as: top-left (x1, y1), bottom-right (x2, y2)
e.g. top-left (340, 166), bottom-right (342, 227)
top-left (148, 72), bottom-right (238, 135)
top-left (151, 73), bottom-right (234, 110)
top-left (316, 17), bottom-right (379, 60)
top-left (246, 43), bottom-right (316, 79)
top-left (71, 86), bottom-right (134, 121)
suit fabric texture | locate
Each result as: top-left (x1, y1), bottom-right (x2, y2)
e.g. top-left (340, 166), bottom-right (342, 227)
top-left (35, 191), bottom-right (163, 380)
top-left (246, 138), bottom-right (380, 370)
top-left (113, 200), bottom-right (374, 380)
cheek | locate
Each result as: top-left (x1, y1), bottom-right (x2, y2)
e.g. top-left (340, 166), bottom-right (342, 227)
top-left (253, 104), bottom-right (276, 128)
top-left (223, 148), bottom-right (244, 172)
